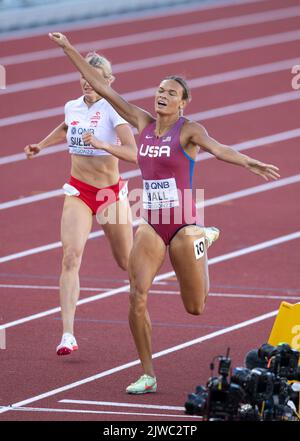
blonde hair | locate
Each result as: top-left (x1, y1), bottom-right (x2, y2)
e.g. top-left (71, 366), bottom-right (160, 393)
top-left (85, 52), bottom-right (114, 80)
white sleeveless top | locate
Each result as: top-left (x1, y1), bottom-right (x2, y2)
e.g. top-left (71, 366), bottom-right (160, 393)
top-left (64, 96), bottom-right (128, 156)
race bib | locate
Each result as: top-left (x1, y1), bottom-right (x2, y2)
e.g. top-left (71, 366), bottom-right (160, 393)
top-left (194, 237), bottom-right (205, 260)
top-left (68, 146), bottom-right (100, 156)
top-left (62, 183), bottom-right (80, 196)
top-left (143, 178), bottom-right (179, 210)
top-left (119, 181), bottom-right (128, 200)
top-left (68, 124), bottom-right (106, 156)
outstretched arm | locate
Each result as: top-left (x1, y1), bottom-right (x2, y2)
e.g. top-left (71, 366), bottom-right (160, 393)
top-left (82, 124), bottom-right (138, 164)
top-left (48, 32), bottom-right (153, 133)
top-left (24, 121), bottom-right (67, 159)
top-left (186, 122), bottom-right (280, 181)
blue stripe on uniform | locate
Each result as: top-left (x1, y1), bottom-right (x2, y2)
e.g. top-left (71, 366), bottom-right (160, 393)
top-left (180, 147), bottom-right (195, 188)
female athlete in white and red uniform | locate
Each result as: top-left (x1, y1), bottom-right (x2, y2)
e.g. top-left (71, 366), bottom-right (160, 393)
top-left (50, 32), bottom-right (280, 392)
top-left (24, 52), bottom-right (137, 356)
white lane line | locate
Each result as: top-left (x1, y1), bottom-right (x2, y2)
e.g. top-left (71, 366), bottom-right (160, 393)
top-left (4, 406), bottom-right (199, 419)
top-left (190, 90), bottom-right (300, 121)
top-left (0, 284), bottom-right (110, 292)
top-left (59, 399), bottom-right (183, 411)
top-left (210, 293), bottom-right (300, 300)
top-left (1, 5), bottom-right (298, 67)
top-left (209, 231), bottom-right (300, 265)
top-left (0, 144), bottom-right (67, 165)
top-left (2, 28), bottom-right (300, 98)
top-left (0, 284), bottom-right (130, 331)
top-left (0, 230), bottom-right (299, 332)
top-left (1, 55), bottom-right (298, 126)
top-left (0, 166), bottom-right (142, 209)
top-left (202, 174), bottom-right (300, 208)
top-left (1, 173), bottom-right (299, 264)
top-left (0, 0), bottom-right (267, 42)
top-left (0, 189), bottom-right (64, 210)
top-left (1, 285), bottom-right (299, 301)
top-left (0, 219), bottom-right (131, 264)
top-left (149, 290), bottom-right (300, 301)
top-left (0, 306), bottom-right (283, 414)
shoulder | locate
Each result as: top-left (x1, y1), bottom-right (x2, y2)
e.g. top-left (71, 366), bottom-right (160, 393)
top-left (181, 118), bottom-right (206, 134)
top-left (64, 96), bottom-right (84, 112)
top-left (143, 112), bottom-right (156, 126)
top-left (180, 119), bottom-right (208, 147)
top-left (138, 112), bottom-right (156, 134)
top-left (101, 99), bottom-right (118, 113)
top-left (101, 99), bottom-right (126, 121)
top-left (139, 115), bottom-right (156, 134)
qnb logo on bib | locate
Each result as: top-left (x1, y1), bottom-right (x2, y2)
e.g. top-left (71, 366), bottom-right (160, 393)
top-left (139, 144), bottom-right (170, 158)
top-left (143, 178), bottom-right (179, 209)
top-left (69, 127), bottom-right (95, 147)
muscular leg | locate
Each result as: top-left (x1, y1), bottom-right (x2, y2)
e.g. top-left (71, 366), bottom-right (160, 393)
top-left (98, 198), bottom-right (133, 271)
top-left (169, 226), bottom-right (209, 315)
top-left (128, 223), bottom-right (166, 377)
top-left (60, 196), bottom-right (93, 335)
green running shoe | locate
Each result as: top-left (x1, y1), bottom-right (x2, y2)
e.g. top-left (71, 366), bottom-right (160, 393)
top-left (126, 374), bottom-right (157, 394)
top-left (204, 227), bottom-right (220, 249)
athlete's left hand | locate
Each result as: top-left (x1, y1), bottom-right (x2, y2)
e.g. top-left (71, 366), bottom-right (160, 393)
top-left (82, 132), bottom-right (109, 150)
top-left (48, 32), bottom-right (71, 49)
top-left (246, 159), bottom-right (280, 181)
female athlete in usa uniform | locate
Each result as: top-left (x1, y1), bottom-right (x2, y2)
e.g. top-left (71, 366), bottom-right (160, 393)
top-left (49, 32), bottom-right (280, 392)
top-left (24, 52), bottom-right (137, 356)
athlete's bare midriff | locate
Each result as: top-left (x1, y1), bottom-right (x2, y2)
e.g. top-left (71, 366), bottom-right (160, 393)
top-left (70, 154), bottom-right (120, 188)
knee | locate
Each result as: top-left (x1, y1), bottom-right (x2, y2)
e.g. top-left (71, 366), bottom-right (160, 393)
top-left (115, 254), bottom-right (129, 271)
top-left (62, 248), bottom-right (82, 272)
top-left (128, 280), bottom-right (148, 315)
top-left (184, 289), bottom-right (208, 316)
top-left (185, 302), bottom-right (205, 316)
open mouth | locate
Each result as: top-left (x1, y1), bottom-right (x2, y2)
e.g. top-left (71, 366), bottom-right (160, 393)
top-left (157, 100), bottom-right (167, 108)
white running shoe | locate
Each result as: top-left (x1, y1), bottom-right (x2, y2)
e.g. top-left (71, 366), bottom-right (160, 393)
top-left (204, 227), bottom-right (220, 249)
top-left (56, 333), bottom-right (78, 356)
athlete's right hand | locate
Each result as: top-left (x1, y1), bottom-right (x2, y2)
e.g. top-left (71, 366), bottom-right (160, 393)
top-left (24, 144), bottom-right (41, 159)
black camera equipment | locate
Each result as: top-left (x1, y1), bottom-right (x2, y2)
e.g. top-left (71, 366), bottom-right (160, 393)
top-left (245, 342), bottom-right (300, 420)
top-left (185, 343), bottom-right (300, 421)
top-left (231, 367), bottom-right (274, 405)
top-left (231, 366), bottom-right (294, 421)
top-left (185, 348), bottom-right (246, 421)
top-left (257, 343), bottom-right (300, 380)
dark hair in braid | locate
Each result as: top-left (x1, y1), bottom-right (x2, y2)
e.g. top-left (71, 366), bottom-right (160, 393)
top-left (164, 75), bottom-right (191, 102)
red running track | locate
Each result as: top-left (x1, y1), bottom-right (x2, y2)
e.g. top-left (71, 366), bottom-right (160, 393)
top-left (0, 0), bottom-right (300, 421)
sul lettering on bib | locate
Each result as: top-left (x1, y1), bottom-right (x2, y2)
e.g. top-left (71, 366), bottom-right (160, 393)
top-left (143, 178), bottom-right (179, 210)
top-left (68, 122), bottom-right (100, 156)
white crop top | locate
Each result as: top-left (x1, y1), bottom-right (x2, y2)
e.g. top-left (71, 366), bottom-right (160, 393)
top-left (65, 96), bottom-right (128, 156)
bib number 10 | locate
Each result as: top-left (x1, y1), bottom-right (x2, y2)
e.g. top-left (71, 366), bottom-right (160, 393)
top-left (194, 237), bottom-right (205, 260)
